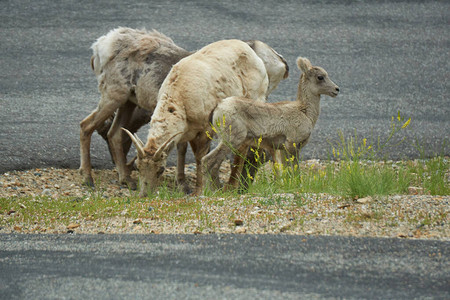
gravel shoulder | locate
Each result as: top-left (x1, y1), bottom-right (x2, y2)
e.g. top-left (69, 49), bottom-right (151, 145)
top-left (1, 163), bottom-right (449, 240)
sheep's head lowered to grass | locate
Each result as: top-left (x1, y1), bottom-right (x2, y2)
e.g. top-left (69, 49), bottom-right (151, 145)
top-left (122, 128), bottom-right (179, 197)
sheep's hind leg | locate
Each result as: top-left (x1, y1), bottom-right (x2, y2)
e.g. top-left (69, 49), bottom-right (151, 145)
top-left (80, 95), bottom-right (127, 187)
top-left (108, 101), bottom-right (137, 189)
top-left (121, 107), bottom-right (152, 160)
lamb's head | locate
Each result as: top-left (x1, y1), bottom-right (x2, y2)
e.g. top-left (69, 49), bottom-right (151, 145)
top-left (122, 128), bottom-right (176, 197)
top-left (297, 57), bottom-right (339, 98)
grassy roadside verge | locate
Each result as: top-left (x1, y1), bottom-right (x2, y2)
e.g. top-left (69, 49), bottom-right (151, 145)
top-left (1, 158), bottom-right (448, 238)
top-left (1, 112), bottom-right (448, 238)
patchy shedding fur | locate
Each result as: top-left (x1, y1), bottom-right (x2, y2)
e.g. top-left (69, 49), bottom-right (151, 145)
top-left (79, 27), bottom-right (190, 189)
top-left (202, 57), bottom-right (340, 190)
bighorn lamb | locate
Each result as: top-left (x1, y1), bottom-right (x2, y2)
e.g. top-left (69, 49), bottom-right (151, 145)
top-left (201, 57), bottom-right (339, 190)
top-left (123, 39), bottom-right (272, 197)
top-left (80, 27), bottom-right (288, 192)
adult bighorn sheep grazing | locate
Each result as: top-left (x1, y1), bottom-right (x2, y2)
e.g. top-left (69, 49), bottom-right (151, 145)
top-left (80, 27), bottom-right (189, 189)
top-left (123, 39), bottom-right (273, 197)
top-left (201, 57), bottom-right (340, 190)
top-left (80, 27), bottom-right (288, 192)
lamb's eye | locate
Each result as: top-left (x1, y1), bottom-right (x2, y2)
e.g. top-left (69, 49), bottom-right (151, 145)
top-left (317, 75), bottom-right (324, 81)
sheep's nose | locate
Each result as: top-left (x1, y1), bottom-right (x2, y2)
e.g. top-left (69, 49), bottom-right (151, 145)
top-left (336, 87), bottom-right (340, 92)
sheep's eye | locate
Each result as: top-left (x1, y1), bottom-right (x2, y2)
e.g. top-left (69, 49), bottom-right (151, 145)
top-left (317, 75), bottom-right (324, 81)
top-left (157, 167), bottom-right (165, 177)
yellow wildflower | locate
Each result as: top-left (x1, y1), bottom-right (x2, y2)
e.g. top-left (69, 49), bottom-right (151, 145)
top-left (401, 118), bottom-right (411, 129)
top-left (205, 131), bottom-right (212, 140)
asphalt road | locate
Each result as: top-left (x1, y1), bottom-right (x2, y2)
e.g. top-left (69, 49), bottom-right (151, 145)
top-left (1, 234), bottom-right (449, 299)
top-left (1, 3), bottom-right (449, 298)
top-left (1, 0), bottom-right (449, 174)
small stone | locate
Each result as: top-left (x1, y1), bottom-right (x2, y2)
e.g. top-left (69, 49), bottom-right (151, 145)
top-left (7, 210), bottom-right (16, 215)
top-left (234, 219), bottom-right (244, 226)
top-left (356, 197), bottom-right (372, 204)
top-left (133, 218), bottom-right (142, 224)
top-left (235, 227), bottom-right (246, 234)
top-left (408, 187), bottom-right (423, 195)
top-left (14, 226), bottom-right (22, 231)
top-left (280, 224), bottom-right (291, 232)
top-left (42, 189), bottom-right (52, 196)
top-left (338, 204), bottom-right (351, 209)
top-left (19, 203), bottom-right (27, 209)
top-left (67, 223), bottom-right (80, 230)
top-left (305, 230), bottom-right (313, 235)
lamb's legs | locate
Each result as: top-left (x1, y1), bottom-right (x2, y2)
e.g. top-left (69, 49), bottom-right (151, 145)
top-left (202, 141), bottom-right (232, 191)
top-left (228, 147), bottom-right (247, 189)
top-left (107, 101), bottom-right (137, 189)
top-left (80, 94), bottom-right (127, 187)
top-left (176, 142), bottom-right (191, 194)
top-left (226, 144), bottom-right (251, 191)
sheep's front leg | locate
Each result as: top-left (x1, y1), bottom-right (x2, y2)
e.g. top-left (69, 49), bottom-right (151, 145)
top-left (190, 135), bottom-right (212, 195)
top-left (176, 142), bottom-right (192, 194)
top-left (107, 101), bottom-right (137, 189)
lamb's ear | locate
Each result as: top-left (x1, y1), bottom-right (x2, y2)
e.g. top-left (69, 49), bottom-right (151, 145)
top-left (297, 57), bottom-right (312, 73)
top-left (122, 128), bottom-right (145, 158)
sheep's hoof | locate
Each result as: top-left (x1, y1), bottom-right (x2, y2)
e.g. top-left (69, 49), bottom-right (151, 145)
top-left (177, 181), bottom-right (192, 195)
top-left (82, 176), bottom-right (95, 189)
top-left (121, 177), bottom-right (137, 190)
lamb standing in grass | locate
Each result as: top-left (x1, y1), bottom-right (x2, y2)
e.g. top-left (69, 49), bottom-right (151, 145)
top-left (202, 57), bottom-right (339, 190)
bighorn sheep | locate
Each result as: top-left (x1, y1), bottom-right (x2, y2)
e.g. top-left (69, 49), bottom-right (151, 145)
top-left (81, 27), bottom-right (288, 192)
top-left (201, 57), bottom-right (340, 190)
top-left (123, 39), bottom-right (273, 197)
top-left (80, 27), bottom-right (189, 189)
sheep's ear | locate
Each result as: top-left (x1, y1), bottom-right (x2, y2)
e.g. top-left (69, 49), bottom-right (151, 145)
top-left (122, 128), bottom-right (145, 158)
top-left (297, 57), bottom-right (312, 73)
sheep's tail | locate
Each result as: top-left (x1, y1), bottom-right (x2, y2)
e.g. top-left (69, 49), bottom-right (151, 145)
top-left (208, 103), bottom-right (219, 125)
top-left (90, 35), bottom-right (110, 76)
top-left (90, 55), bottom-right (97, 73)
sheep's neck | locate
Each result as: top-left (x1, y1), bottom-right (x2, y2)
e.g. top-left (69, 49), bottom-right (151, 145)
top-left (296, 75), bottom-right (321, 126)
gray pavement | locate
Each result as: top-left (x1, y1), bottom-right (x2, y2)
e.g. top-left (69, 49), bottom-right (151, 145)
top-left (1, 234), bottom-right (449, 299)
top-left (1, 0), bottom-right (449, 174)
